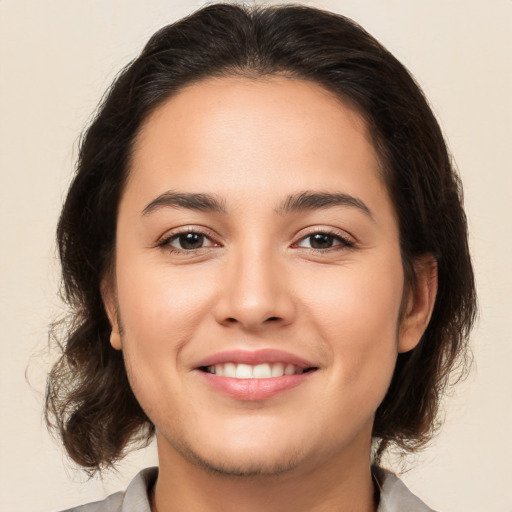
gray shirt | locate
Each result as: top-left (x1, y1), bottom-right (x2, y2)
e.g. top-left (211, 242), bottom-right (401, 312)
top-left (61, 466), bottom-right (436, 512)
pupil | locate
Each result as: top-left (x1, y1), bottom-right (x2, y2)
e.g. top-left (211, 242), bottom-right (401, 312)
top-left (179, 233), bottom-right (204, 249)
top-left (310, 233), bottom-right (333, 249)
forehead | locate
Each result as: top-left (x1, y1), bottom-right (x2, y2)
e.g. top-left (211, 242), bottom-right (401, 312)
top-left (126, 76), bottom-right (389, 215)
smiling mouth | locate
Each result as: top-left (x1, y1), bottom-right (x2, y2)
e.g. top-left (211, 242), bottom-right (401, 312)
top-left (199, 362), bottom-right (317, 379)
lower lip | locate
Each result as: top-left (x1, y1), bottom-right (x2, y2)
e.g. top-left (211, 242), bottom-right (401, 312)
top-left (199, 371), bottom-right (315, 401)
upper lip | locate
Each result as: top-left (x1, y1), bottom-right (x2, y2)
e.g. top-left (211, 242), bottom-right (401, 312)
top-left (194, 349), bottom-right (318, 370)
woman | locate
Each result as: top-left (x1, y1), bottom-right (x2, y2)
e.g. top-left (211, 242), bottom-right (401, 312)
top-left (46, 3), bottom-right (476, 511)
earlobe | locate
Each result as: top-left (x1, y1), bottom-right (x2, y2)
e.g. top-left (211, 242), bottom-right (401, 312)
top-left (398, 255), bottom-right (438, 353)
top-left (110, 328), bottom-right (122, 351)
top-left (100, 277), bottom-right (123, 351)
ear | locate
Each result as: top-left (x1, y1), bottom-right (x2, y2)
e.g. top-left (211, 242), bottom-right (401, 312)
top-left (100, 277), bottom-right (122, 351)
top-left (398, 254), bottom-right (438, 353)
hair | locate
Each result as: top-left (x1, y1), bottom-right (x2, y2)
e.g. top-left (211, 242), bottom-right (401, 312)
top-left (45, 2), bottom-right (477, 473)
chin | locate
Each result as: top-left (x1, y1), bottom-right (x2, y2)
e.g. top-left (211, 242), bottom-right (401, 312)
top-left (161, 425), bottom-right (309, 478)
top-left (177, 442), bottom-right (305, 478)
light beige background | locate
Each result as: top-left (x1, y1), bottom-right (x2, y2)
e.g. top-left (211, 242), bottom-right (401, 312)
top-left (1, 1), bottom-right (511, 511)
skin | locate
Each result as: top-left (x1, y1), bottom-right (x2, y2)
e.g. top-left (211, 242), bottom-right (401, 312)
top-left (103, 77), bottom-right (437, 512)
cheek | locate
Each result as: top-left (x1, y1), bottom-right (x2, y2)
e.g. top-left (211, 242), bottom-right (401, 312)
top-left (113, 259), bottom-right (219, 425)
top-left (114, 255), bottom-right (217, 358)
top-left (300, 261), bottom-right (404, 388)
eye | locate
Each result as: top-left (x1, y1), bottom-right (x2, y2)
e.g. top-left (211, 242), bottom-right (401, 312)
top-left (159, 230), bottom-right (218, 252)
top-left (296, 231), bottom-right (354, 250)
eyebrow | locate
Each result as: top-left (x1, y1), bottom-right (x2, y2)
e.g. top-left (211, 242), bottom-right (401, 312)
top-left (142, 191), bottom-right (227, 216)
top-left (142, 189), bottom-right (373, 220)
top-left (276, 191), bottom-right (373, 219)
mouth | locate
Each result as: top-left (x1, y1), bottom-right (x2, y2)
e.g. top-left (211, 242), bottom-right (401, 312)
top-left (194, 349), bottom-right (319, 400)
top-left (199, 362), bottom-right (317, 379)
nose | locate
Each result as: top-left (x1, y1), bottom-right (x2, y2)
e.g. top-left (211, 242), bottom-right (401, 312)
top-left (213, 246), bottom-right (296, 331)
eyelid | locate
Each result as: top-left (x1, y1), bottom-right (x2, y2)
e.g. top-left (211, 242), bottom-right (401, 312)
top-left (156, 225), bottom-right (221, 250)
top-left (292, 226), bottom-right (356, 250)
top-left (155, 225), bottom-right (355, 253)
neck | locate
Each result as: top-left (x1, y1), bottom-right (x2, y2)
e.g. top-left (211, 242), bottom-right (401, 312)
top-left (152, 434), bottom-right (376, 512)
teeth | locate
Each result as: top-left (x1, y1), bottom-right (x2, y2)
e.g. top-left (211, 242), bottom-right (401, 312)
top-left (253, 363), bottom-right (272, 378)
top-left (284, 364), bottom-right (295, 375)
top-left (224, 362), bottom-right (236, 377)
top-left (271, 363), bottom-right (284, 377)
top-left (206, 362), bottom-right (308, 379)
top-left (235, 363), bottom-right (253, 379)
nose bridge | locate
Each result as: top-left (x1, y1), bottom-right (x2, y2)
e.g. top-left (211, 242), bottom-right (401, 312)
top-left (215, 237), bottom-right (294, 329)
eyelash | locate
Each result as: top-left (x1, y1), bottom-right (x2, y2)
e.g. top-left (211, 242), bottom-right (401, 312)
top-left (157, 228), bottom-right (355, 254)
top-left (293, 229), bottom-right (355, 251)
top-left (157, 227), bottom-right (218, 254)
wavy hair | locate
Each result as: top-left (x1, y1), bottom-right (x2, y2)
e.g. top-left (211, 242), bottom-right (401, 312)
top-left (45, 3), bottom-right (477, 473)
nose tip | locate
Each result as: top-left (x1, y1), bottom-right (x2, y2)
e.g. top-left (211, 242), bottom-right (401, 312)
top-left (213, 257), bottom-right (296, 330)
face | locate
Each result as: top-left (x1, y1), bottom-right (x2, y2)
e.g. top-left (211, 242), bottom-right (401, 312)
top-left (105, 77), bottom-right (432, 477)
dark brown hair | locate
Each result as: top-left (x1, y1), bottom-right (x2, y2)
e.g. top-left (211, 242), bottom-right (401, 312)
top-left (45, 3), bottom-right (476, 473)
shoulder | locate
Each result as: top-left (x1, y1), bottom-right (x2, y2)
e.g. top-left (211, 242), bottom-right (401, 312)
top-left (57, 467), bottom-right (157, 512)
top-left (374, 466), bottom-right (437, 512)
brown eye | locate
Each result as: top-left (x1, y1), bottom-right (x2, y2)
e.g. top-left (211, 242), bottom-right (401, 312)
top-left (175, 232), bottom-right (205, 250)
top-left (296, 231), bottom-right (354, 251)
top-left (162, 231), bottom-right (217, 251)
top-left (308, 233), bottom-right (336, 249)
